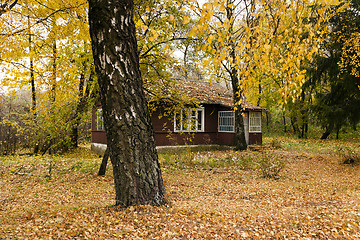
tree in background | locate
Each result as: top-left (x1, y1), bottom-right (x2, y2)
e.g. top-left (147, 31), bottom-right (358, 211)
top-left (0, 91), bottom-right (29, 155)
top-left (0, 0), bottom-right (96, 153)
top-left (135, 0), bottom-right (191, 98)
top-left (310, 0), bottom-right (360, 139)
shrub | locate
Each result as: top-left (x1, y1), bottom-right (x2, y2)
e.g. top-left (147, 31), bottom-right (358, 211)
top-left (0, 120), bottom-right (21, 155)
top-left (233, 155), bottom-right (254, 170)
top-left (337, 146), bottom-right (360, 165)
top-left (270, 139), bottom-right (282, 149)
top-left (255, 152), bottom-right (285, 179)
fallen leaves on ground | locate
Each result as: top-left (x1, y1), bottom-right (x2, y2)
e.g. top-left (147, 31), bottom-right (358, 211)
top-left (1, 140), bottom-right (360, 239)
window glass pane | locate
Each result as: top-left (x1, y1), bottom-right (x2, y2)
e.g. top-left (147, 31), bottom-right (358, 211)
top-left (249, 111), bottom-right (261, 132)
top-left (96, 109), bottom-right (104, 131)
top-left (218, 111), bottom-right (234, 132)
top-left (182, 110), bottom-right (188, 131)
top-left (189, 110), bottom-right (197, 131)
top-left (175, 111), bottom-right (181, 131)
top-left (197, 110), bottom-right (203, 131)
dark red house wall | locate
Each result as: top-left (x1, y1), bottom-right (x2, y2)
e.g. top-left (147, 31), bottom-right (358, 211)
top-left (249, 133), bottom-right (262, 145)
top-left (91, 104), bottom-right (262, 146)
top-left (151, 108), bottom-right (172, 133)
top-left (149, 104), bottom-right (242, 146)
top-left (92, 131), bottom-right (107, 144)
top-left (204, 105), bottom-right (218, 133)
top-left (217, 132), bottom-right (235, 145)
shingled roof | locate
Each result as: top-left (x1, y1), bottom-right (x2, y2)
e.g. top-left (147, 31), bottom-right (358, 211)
top-left (176, 80), bottom-right (264, 111)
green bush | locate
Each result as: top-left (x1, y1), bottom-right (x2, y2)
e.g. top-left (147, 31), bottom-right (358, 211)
top-left (270, 139), bottom-right (282, 149)
top-left (337, 146), bottom-right (360, 165)
top-left (255, 152), bottom-right (285, 179)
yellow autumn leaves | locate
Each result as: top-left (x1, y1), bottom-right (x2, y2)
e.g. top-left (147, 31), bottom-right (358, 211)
top-left (339, 32), bottom-right (360, 78)
top-left (181, 0), bottom-right (344, 107)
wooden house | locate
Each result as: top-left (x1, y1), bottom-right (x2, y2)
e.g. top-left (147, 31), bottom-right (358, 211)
top-left (91, 80), bottom-right (265, 153)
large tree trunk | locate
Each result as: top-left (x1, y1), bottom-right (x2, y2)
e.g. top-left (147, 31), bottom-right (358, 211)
top-left (88, 0), bottom-right (165, 207)
top-left (233, 105), bottom-right (247, 150)
top-left (321, 125), bottom-right (333, 139)
top-left (226, 1), bottom-right (251, 151)
top-left (230, 62), bottom-right (247, 150)
top-left (230, 46), bottom-right (247, 150)
top-left (321, 130), bottom-right (331, 139)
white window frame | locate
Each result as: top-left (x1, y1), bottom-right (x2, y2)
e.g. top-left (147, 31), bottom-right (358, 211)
top-left (249, 111), bottom-right (261, 133)
top-left (174, 108), bottom-right (205, 132)
top-left (218, 111), bottom-right (235, 133)
top-left (96, 108), bottom-right (104, 131)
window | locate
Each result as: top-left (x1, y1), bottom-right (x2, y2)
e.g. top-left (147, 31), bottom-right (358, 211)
top-left (174, 108), bottom-right (204, 132)
top-left (218, 111), bottom-right (261, 133)
top-left (218, 111), bottom-right (235, 132)
top-left (249, 111), bottom-right (261, 132)
top-left (96, 108), bottom-right (104, 131)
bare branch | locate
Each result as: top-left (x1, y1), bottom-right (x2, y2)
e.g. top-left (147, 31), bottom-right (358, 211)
top-left (0, 2), bottom-right (86, 36)
top-left (0, 0), bottom-right (18, 17)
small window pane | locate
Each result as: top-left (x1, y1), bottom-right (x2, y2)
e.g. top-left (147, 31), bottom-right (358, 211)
top-left (182, 110), bottom-right (188, 131)
top-left (197, 110), bottom-right (203, 131)
top-left (189, 110), bottom-right (197, 131)
top-left (96, 109), bottom-right (104, 131)
top-left (175, 112), bottom-right (181, 131)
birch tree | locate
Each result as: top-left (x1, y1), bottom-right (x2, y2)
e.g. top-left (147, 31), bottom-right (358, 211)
top-left (88, 0), bottom-right (166, 207)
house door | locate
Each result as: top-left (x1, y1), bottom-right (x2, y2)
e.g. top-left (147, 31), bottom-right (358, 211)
top-left (243, 112), bottom-right (249, 145)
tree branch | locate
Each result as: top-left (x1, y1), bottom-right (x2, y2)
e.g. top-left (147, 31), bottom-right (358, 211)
top-left (0, 0), bottom-right (18, 17)
top-left (140, 37), bottom-right (194, 58)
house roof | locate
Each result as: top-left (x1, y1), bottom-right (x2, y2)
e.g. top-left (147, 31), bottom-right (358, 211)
top-left (176, 80), bottom-right (265, 111)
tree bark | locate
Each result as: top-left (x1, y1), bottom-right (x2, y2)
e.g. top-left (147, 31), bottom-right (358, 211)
top-left (233, 105), bottom-right (247, 150)
top-left (27, 13), bottom-right (36, 115)
top-left (321, 124), bottom-right (333, 139)
top-left (98, 147), bottom-right (109, 176)
top-left (321, 130), bottom-right (331, 139)
top-left (88, 0), bottom-right (165, 207)
top-left (227, 3), bottom-right (247, 151)
top-left (230, 52), bottom-right (247, 151)
top-left (283, 112), bottom-right (287, 133)
top-left (50, 18), bottom-right (57, 104)
top-left (70, 55), bottom-right (92, 148)
top-left (28, 13), bottom-right (39, 154)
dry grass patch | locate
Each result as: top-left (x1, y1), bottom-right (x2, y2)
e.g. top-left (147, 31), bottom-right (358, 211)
top-left (1, 143), bottom-right (360, 239)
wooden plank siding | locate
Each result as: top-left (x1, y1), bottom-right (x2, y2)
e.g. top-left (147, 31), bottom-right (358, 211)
top-left (91, 104), bottom-right (262, 146)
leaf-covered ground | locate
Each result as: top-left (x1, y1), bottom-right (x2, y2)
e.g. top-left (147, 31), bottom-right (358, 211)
top-left (1, 137), bottom-right (360, 239)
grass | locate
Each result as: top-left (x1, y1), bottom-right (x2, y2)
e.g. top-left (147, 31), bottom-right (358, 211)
top-left (264, 135), bottom-right (360, 155)
top-left (1, 138), bottom-right (360, 239)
